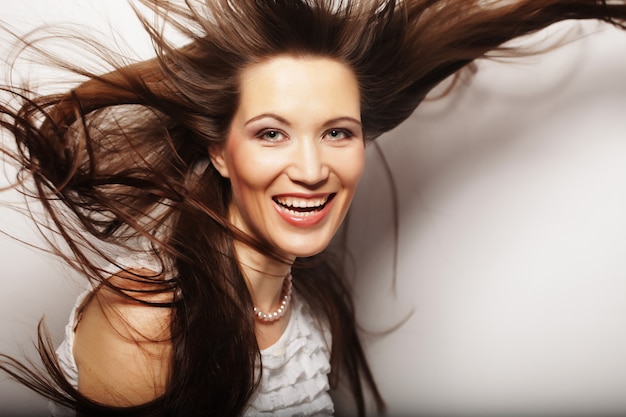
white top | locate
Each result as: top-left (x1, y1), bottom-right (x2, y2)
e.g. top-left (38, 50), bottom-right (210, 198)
top-left (50, 284), bottom-right (334, 416)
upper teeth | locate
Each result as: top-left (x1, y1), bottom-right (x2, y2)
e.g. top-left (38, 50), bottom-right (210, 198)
top-left (276, 196), bottom-right (329, 208)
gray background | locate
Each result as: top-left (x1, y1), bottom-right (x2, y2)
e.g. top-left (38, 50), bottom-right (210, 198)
top-left (3, 2), bottom-right (626, 416)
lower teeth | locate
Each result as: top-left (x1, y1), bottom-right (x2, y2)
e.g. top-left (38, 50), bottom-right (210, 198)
top-left (286, 208), bottom-right (318, 216)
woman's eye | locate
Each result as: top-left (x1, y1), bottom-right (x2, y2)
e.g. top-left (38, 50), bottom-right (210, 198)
top-left (324, 129), bottom-right (353, 141)
top-left (258, 129), bottom-right (285, 142)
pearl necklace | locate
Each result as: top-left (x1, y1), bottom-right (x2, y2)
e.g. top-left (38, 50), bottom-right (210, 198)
top-left (253, 272), bottom-right (292, 322)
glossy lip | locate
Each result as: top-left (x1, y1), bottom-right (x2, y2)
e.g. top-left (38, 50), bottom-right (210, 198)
top-left (272, 193), bottom-right (336, 227)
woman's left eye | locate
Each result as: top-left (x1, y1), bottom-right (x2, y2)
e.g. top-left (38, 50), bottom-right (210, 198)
top-left (324, 129), bottom-right (353, 140)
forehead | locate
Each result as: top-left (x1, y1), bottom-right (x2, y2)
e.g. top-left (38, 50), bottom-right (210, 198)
top-left (236, 55), bottom-right (361, 121)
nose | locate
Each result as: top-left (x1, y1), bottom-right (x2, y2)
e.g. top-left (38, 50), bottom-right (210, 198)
top-left (286, 139), bottom-right (329, 187)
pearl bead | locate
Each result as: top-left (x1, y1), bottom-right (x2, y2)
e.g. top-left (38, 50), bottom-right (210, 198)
top-left (253, 272), bottom-right (292, 322)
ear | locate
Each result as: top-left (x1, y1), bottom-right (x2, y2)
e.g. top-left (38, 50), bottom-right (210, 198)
top-left (208, 146), bottom-right (230, 178)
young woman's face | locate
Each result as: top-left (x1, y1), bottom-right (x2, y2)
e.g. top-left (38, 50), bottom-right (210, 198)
top-left (211, 56), bottom-right (365, 260)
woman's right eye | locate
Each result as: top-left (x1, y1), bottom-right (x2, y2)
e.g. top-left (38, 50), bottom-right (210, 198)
top-left (258, 129), bottom-right (286, 142)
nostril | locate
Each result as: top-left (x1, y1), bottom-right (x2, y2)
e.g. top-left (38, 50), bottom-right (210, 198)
top-left (287, 159), bottom-right (329, 185)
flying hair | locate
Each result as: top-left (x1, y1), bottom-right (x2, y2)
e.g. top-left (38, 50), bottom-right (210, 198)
top-left (1, 0), bottom-right (626, 415)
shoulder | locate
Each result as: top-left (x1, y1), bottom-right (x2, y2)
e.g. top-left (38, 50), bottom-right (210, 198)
top-left (73, 268), bottom-right (174, 406)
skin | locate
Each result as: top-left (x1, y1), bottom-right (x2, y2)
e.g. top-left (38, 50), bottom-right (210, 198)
top-left (74, 55), bottom-right (364, 405)
top-left (73, 271), bottom-right (173, 406)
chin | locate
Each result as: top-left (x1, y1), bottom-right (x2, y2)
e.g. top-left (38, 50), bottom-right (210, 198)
top-left (272, 225), bottom-right (342, 259)
top-left (280, 240), bottom-right (330, 259)
top-left (287, 247), bottom-right (326, 259)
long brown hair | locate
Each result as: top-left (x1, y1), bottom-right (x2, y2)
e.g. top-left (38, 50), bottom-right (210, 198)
top-left (2, 0), bottom-right (626, 416)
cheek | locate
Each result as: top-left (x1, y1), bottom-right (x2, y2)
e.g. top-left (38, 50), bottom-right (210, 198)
top-left (226, 143), bottom-right (277, 196)
top-left (225, 140), bottom-right (254, 185)
top-left (339, 148), bottom-right (366, 189)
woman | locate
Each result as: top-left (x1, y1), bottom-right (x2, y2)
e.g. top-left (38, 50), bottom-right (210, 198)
top-left (2, 0), bottom-right (626, 416)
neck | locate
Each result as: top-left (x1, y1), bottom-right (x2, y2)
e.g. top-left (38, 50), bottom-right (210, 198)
top-left (233, 240), bottom-right (293, 313)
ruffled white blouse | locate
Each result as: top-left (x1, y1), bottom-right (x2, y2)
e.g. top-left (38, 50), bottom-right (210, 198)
top-left (51, 285), bottom-right (334, 416)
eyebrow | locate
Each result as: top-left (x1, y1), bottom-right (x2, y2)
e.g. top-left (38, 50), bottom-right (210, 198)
top-left (245, 113), bottom-right (291, 126)
top-left (323, 116), bottom-right (362, 128)
top-left (244, 113), bottom-right (362, 127)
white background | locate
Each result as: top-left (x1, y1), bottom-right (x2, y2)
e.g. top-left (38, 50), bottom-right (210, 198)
top-left (2, 1), bottom-right (626, 416)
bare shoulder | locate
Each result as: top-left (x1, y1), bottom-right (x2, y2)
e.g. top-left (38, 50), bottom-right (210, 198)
top-left (73, 268), bottom-right (174, 406)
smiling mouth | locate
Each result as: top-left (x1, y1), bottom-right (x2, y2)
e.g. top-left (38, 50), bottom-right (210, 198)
top-left (273, 194), bottom-right (336, 215)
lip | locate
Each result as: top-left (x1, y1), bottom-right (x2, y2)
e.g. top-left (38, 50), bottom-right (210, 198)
top-left (272, 193), bottom-right (336, 227)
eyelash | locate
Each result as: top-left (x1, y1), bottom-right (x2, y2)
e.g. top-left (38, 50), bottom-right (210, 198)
top-left (257, 129), bottom-right (286, 142)
top-left (324, 128), bottom-right (354, 141)
top-left (255, 128), bottom-right (355, 142)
